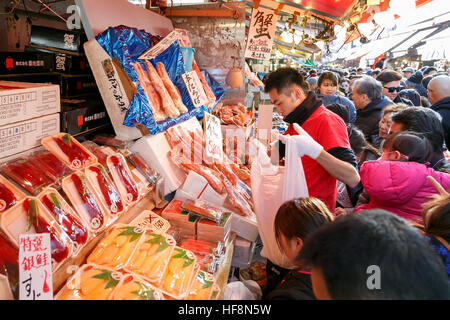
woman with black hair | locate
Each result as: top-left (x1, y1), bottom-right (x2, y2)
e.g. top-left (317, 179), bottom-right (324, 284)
top-left (264, 198), bottom-right (334, 300)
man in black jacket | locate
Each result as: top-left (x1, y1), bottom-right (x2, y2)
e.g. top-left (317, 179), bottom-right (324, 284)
top-left (377, 70), bottom-right (413, 106)
top-left (428, 75), bottom-right (450, 148)
top-left (352, 76), bottom-right (393, 148)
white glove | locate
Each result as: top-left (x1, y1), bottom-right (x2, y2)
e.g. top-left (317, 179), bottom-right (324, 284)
top-left (279, 123), bottom-right (324, 159)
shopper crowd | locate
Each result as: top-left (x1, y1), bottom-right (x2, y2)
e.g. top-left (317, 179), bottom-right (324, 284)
top-left (230, 64), bottom-right (450, 300)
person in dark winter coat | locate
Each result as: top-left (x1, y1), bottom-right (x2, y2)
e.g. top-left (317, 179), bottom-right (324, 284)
top-left (377, 70), bottom-right (413, 106)
top-left (406, 71), bottom-right (428, 97)
top-left (352, 76), bottom-right (393, 146)
top-left (398, 88), bottom-right (421, 106)
top-left (428, 75), bottom-right (450, 147)
top-left (264, 198), bottom-right (334, 300)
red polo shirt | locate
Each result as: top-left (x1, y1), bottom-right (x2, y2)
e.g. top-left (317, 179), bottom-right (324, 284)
top-left (284, 105), bottom-right (351, 213)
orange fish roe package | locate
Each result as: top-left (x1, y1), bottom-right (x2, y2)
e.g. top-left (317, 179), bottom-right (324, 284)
top-left (186, 269), bottom-right (216, 300)
top-left (55, 264), bottom-right (123, 300)
top-left (87, 224), bottom-right (145, 270)
top-left (125, 228), bottom-right (176, 285)
top-left (110, 273), bottom-right (164, 300)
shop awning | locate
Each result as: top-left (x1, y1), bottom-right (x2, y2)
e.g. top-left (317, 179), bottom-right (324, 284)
top-left (417, 26), bottom-right (450, 60)
top-left (363, 31), bottom-right (415, 60)
top-left (390, 27), bottom-right (438, 57)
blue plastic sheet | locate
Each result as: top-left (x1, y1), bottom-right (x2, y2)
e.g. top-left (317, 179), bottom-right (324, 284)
top-left (180, 47), bottom-right (195, 72)
top-left (95, 25), bottom-right (225, 135)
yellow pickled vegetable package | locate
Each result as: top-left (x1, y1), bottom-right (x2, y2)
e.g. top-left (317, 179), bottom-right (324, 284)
top-left (87, 224), bottom-right (145, 269)
top-left (125, 228), bottom-right (176, 284)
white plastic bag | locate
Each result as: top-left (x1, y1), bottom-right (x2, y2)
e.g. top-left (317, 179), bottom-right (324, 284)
top-left (250, 137), bottom-right (308, 269)
top-left (224, 280), bottom-right (262, 300)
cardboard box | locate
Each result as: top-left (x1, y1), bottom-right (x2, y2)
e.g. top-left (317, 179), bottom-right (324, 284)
top-left (60, 74), bottom-right (99, 98)
top-left (229, 213), bottom-right (259, 242)
top-left (0, 113), bottom-right (60, 159)
top-left (0, 73), bottom-right (61, 85)
top-left (231, 237), bottom-right (256, 269)
top-left (29, 25), bottom-right (85, 53)
top-left (0, 81), bottom-right (60, 126)
top-left (60, 98), bottom-right (110, 135)
top-left (25, 45), bottom-right (91, 75)
top-left (0, 52), bottom-right (54, 74)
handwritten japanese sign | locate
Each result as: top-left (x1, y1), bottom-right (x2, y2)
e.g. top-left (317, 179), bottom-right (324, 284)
top-left (203, 112), bottom-right (223, 162)
top-left (138, 30), bottom-right (185, 60)
top-left (245, 7), bottom-right (278, 60)
top-left (19, 233), bottom-right (53, 300)
top-left (182, 71), bottom-right (208, 108)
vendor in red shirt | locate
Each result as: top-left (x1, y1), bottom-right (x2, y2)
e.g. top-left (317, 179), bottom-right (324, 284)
top-left (265, 68), bottom-right (360, 213)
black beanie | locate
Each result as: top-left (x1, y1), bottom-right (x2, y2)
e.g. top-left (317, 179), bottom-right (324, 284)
top-left (407, 71), bottom-right (423, 85)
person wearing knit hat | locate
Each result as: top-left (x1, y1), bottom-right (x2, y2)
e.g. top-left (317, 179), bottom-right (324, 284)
top-left (423, 66), bottom-right (438, 77)
top-left (406, 71), bottom-right (428, 97)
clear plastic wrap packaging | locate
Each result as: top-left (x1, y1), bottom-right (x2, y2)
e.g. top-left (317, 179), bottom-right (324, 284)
top-left (125, 228), bottom-right (176, 285)
top-left (87, 224), bottom-right (144, 270)
top-left (106, 153), bottom-right (140, 206)
top-left (92, 134), bottom-right (128, 149)
top-left (110, 273), bottom-right (164, 300)
top-left (186, 270), bottom-right (216, 300)
top-left (81, 141), bottom-right (111, 166)
top-left (38, 187), bottom-right (90, 257)
top-left (85, 164), bottom-right (125, 218)
top-left (55, 264), bottom-right (123, 300)
top-left (0, 157), bottom-right (54, 196)
top-left (181, 199), bottom-right (223, 223)
top-left (126, 153), bottom-right (160, 187)
top-left (0, 174), bottom-right (26, 213)
top-left (41, 133), bottom-right (98, 170)
top-left (61, 171), bottom-right (109, 234)
top-left (28, 148), bottom-right (72, 188)
top-left (159, 246), bottom-right (197, 299)
top-left (0, 197), bottom-right (73, 271)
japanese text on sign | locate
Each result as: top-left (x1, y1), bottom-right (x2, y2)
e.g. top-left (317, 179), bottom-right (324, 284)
top-left (203, 111), bottom-right (223, 162)
top-left (182, 71), bottom-right (208, 108)
top-left (19, 233), bottom-right (53, 300)
top-left (245, 7), bottom-right (278, 60)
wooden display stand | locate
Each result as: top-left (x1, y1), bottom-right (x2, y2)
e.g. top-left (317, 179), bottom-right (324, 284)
top-left (52, 195), bottom-right (155, 293)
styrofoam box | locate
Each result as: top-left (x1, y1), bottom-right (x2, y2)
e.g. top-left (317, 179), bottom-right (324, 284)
top-left (174, 171), bottom-right (227, 208)
top-left (0, 81), bottom-right (60, 126)
top-left (230, 213), bottom-right (259, 242)
top-left (130, 117), bottom-right (202, 196)
top-left (0, 113), bottom-right (60, 159)
top-left (231, 237), bottom-right (256, 269)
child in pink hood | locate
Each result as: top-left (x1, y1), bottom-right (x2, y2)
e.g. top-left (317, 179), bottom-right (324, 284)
top-left (355, 131), bottom-right (450, 224)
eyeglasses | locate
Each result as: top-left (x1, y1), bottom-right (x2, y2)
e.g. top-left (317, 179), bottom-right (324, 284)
top-left (383, 86), bottom-right (402, 93)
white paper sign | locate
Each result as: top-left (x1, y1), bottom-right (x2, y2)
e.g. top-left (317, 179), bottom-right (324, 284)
top-left (138, 30), bottom-right (183, 60)
top-left (182, 71), bottom-right (208, 108)
top-left (245, 7), bottom-right (278, 60)
top-left (257, 104), bottom-right (274, 147)
top-left (203, 112), bottom-right (223, 161)
top-left (19, 233), bottom-right (53, 300)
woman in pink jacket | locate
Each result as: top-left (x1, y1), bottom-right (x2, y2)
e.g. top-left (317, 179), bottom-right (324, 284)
top-left (355, 131), bottom-right (450, 224)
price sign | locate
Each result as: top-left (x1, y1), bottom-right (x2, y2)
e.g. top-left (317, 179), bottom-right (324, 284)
top-left (138, 30), bottom-right (184, 60)
top-left (203, 111), bottom-right (223, 162)
top-left (256, 104), bottom-right (274, 147)
top-left (182, 71), bottom-right (208, 108)
top-left (245, 7), bottom-right (278, 60)
top-left (19, 233), bottom-right (53, 300)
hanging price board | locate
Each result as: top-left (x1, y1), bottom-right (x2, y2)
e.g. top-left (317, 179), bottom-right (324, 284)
top-left (19, 233), bottom-right (53, 300)
top-left (203, 112), bottom-right (223, 162)
top-left (182, 71), bottom-right (209, 108)
top-left (245, 7), bottom-right (278, 60)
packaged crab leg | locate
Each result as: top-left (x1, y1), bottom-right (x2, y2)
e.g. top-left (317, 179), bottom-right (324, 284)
top-left (144, 60), bottom-right (180, 119)
top-left (0, 174), bottom-right (26, 213)
top-left (41, 133), bottom-right (97, 170)
top-left (39, 188), bottom-right (89, 256)
top-left (156, 62), bottom-right (188, 114)
top-left (1, 158), bottom-right (53, 196)
top-left (85, 164), bottom-right (124, 216)
top-left (126, 153), bottom-right (160, 187)
top-left (62, 172), bottom-right (107, 233)
top-left (107, 154), bottom-right (140, 205)
top-left (133, 61), bottom-right (167, 122)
